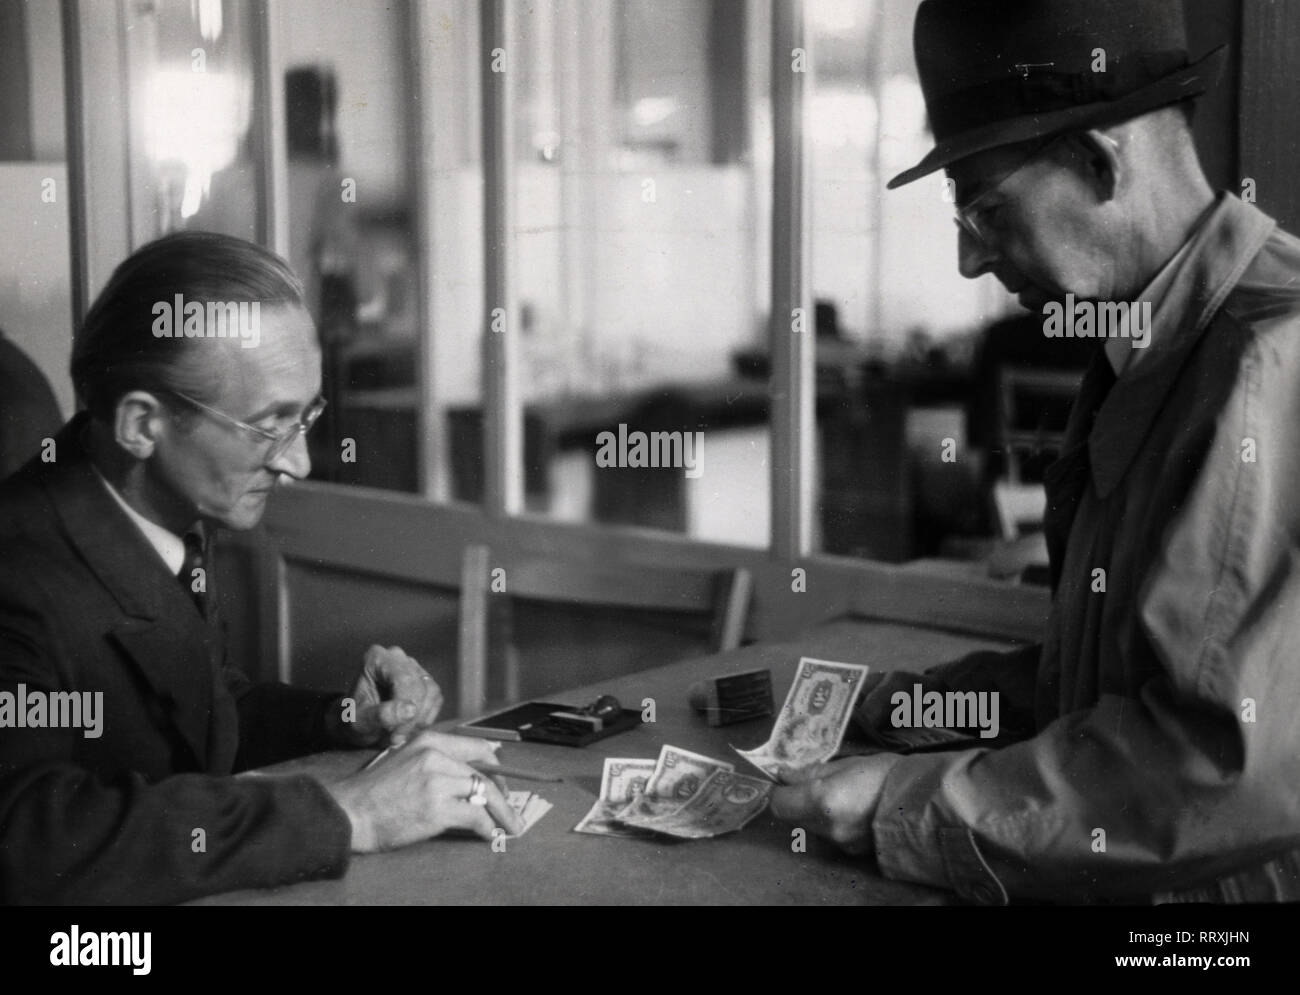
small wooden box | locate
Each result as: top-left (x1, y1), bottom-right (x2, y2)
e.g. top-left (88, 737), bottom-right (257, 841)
top-left (690, 669), bottom-right (774, 727)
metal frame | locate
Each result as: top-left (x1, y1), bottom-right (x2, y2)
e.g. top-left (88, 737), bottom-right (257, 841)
top-left (479, 0), bottom-right (524, 515)
top-left (768, 0), bottom-right (815, 558)
top-left (408, 0), bottom-right (452, 502)
top-left (254, 0), bottom-right (289, 258)
top-left (60, 0), bottom-right (132, 325)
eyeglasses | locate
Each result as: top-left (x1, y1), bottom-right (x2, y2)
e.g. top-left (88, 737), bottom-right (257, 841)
top-left (953, 136), bottom-right (1061, 246)
top-left (165, 389), bottom-right (327, 463)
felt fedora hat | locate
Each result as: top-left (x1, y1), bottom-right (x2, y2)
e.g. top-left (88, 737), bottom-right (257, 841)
top-left (887, 0), bottom-right (1226, 189)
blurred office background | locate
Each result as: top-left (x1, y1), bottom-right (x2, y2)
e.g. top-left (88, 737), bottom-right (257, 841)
top-left (0, 0), bottom-right (1266, 708)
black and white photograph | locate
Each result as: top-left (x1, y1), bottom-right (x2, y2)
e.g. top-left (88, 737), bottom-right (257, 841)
top-left (0, 0), bottom-right (1293, 963)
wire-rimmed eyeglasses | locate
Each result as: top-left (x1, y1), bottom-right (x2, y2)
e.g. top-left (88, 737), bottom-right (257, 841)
top-left (166, 389), bottom-right (327, 463)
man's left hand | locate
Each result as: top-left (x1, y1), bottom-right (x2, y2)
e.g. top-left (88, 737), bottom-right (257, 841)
top-left (770, 754), bottom-right (902, 856)
top-left (332, 644), bottom-right (444, 748)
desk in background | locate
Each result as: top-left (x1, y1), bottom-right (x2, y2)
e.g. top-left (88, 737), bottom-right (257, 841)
top-left (198, 618), bottom-right (1018, 905)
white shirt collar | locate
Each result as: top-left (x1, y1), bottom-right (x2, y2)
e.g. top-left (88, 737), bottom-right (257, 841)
top-left (93, 467), bottom-right (188, 576)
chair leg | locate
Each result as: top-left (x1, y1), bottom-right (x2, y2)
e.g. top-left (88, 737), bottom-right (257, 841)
top-left (504, 644), bottom-right (521, 704)
top-left (458, 544), bottom-right (491, 718)
top-left (712, 567), bottom-right (753, 652)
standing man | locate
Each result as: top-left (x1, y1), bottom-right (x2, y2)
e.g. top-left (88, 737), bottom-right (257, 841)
top-left (774, 0), bottom-right (1300, 903)
top-left (0, 231), bottom-right (521, 904)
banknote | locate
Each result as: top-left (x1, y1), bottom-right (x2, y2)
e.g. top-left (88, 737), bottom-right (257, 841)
top-left (615, 745), bottom-right (734, 823)
top-left (618, 768), bottom-right (772, 839)
top-left (574, 758), bottom-right (658, 837)
top-left (574, 745), bottom-right (771, 840)
top-left (734, 657), bottom-right (870, 780)
top-left (505, 789), bottom-right (553, 838)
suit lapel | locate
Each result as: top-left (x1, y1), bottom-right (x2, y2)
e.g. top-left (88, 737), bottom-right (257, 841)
top-left (108, 619), bottom-right (215, 768)
top-left (43, 416), bottom-right (220, 769)
top-left (205, 607), bottom-right (241, 774)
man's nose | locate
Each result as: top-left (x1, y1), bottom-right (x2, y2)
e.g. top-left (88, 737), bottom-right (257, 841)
top-left (267, 431), bottom-right (311, 480)
top-left (957, 224), bottom-right (999, 279)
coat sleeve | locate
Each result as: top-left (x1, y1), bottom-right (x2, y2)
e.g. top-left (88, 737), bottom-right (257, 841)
top-left (866, 330), bottom-right (1300, 904)
top-left (0, 570), bottom-right (352, 905)
top-left (223, 666), bottom-right (345, 772)
top-left (850, 644), bottom-right (1040, 751)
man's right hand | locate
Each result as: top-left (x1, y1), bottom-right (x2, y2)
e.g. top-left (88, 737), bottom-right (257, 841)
top-left (324, 731), bottom-right (524, 852)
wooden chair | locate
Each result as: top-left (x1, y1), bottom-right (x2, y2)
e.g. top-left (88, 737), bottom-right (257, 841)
top-left (991, 479), bottom-right (1047, 541)
top-left (988, 364), bottom-right (1083, 545)
top-left (456, 545), bottom-right (752, 718)
top-left (996, 365), bottom-right (1083, 484)
top-left (979, 366), bottom-right (1082, 581)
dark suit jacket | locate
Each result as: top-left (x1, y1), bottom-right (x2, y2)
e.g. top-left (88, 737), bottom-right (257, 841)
top-left (0, 330), bottom-right (63, 481)
top-left (0, 414), bottom-right (351, 904)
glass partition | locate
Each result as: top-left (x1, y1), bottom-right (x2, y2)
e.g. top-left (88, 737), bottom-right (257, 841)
top-left (509, 0), bottom-right (773, 546)
top-left (104, 0), bottom-right (1058, 573)
top-left (806, 0), bottom-right (1020, 564)
top-left (124, 0), bottom-right (263, 241)
top-left (274, 0), bottom-right (424, 492)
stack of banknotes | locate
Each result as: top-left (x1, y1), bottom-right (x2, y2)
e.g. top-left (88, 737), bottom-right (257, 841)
top-left (574, 746), bottom-right (771, 839)
top-left (574, 656), bottom-right (870, 840)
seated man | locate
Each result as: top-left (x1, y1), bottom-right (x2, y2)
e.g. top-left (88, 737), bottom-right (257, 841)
top-left (0, 328), bottom-right (63, 480)
top-left (0, 231), bottom-right (522, 904)
top-left (774, 0), bottom-right (1300, 903)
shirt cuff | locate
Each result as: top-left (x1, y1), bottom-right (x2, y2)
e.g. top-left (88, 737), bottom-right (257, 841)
top-left (871, 751), bottom-right (1010, 905)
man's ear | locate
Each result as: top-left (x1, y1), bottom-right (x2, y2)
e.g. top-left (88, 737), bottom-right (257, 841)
top-left (113, 391), bottom-right (169, 459)
top-left (1073, 129), bottom-right (1123, 202)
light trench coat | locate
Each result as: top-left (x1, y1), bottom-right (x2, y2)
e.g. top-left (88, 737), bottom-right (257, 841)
top-left (856, 193), bottom-right (1300, 904)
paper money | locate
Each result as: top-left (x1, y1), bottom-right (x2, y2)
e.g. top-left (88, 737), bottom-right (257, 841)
top-left (615, 745), bottom-right (734, 824)
top-left (505, 789), bottom-right (553, 838)
top-left (618, 768), bottom-right (772, 839)
top-left (734, 657), bottom-right (870, 780)
top-left (575, 746), bottom-right (770, 840)
top-left (574, 758), bottom-right (658, 837)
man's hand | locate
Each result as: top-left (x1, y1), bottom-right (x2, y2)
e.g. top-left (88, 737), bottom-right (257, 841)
top-left (330, 645), bottom-right (444, 748)
top-left (770, 754), bottom-right (903, 855)
top-left (325, 730), bottom-right (524, 851)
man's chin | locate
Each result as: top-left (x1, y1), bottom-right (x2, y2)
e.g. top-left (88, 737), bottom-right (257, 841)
top-left (210, 491), bottom-right (272, 531)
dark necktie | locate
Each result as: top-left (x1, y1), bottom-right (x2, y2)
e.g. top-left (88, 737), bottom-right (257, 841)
top-left (179, 528), bottom-right (209, 618)
top-left (178, 525), bottom-right (233, 768)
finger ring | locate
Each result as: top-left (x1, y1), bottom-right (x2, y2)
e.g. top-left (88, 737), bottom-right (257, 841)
top-left (467, 774), bottom-right (488, 806)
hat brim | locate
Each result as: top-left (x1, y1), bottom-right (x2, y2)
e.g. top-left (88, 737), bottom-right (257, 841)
top-left (886, 45), bottom-right (1227, 190)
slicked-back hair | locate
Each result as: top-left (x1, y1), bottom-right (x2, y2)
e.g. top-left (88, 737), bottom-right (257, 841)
top-left (71, 231), bottom-right (306, 422)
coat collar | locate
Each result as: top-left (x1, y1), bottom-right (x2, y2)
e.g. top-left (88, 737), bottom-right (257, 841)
top-left (1089, 193), bottom-right (1277, 498)
top-left (40, 414), bottom-right (221, 768)
top-left (42, 414), bottom-right (191, 621)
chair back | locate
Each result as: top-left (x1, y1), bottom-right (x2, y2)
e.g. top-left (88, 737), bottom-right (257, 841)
top-left (457, 544), bottom-right (752, 717)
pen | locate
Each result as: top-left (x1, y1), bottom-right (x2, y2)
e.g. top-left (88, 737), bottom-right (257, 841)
top-left (363, 747), bottom-right (562, 782)
top-left (470, 763), bottom-right (563, 783)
